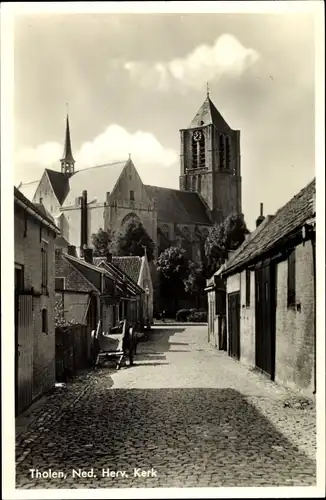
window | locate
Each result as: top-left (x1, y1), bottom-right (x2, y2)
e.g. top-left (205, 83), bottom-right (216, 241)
top-left (199, 135), bottom-right (205, 168)
top-left (15, 264), bottom-right (24, 292)
top-left (219, 134), bottom-right (225, 168)
top-left (226, 136), bottom-right (231, 168)
top-left (192, 136), bottom-right (198, 168)
top-left (42, 308), bottom-right (48, 334)
top-left (287, 250), bottom-right (296, 307)
top-left (130, 190), bottom-right (135, 201)
top-left (197, 174), bottom-right (202, 192)
top-left (245, 270), bottom-right (251, 307)
top-left (41, 240), bottom-right (48, 293)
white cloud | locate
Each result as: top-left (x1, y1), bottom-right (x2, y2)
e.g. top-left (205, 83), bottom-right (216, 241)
top-left (15, 124), bottom-right (179, 186)
top-left (121, 34), bottom-right (260, 92)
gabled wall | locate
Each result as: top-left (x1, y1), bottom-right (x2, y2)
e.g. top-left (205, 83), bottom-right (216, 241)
top-left (105, 161), bottom-right (157, 244)
top-left (33, 171), bottom-right (61, 216)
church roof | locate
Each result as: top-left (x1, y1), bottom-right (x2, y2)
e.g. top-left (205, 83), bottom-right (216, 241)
top-left (222, 178), bottom-right (316, 276)
top-left (188, 95), bottom-right (232, 132)
top-left (62, 160), bottom-right (127, 207)
top-left (45, 169), bottom-right (70, 205)
top-left (17, 180), bottom-right (39, 202)
top-left (145, 185), bottom-right (212, 225)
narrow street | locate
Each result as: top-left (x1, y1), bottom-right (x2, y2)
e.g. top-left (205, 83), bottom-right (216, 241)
top-left (16, 325), bottom-right (316, 489)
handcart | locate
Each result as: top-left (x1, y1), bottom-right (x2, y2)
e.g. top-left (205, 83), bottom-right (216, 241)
top-left (91, 319), bottom-right (135, 370)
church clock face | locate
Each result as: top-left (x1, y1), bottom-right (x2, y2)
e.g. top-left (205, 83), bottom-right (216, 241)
top-left (193, 130), bottom-right (202, 142)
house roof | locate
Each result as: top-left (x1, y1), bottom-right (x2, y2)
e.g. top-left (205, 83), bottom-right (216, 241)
top-left (45, 169), bottom-right (70, 205)
top-left (62, 160), bottom-right (127, 207)
top-left (223, 178), bottom-right (316, 275)
top-left (94, 257), bottom-right (143, 295)
top-left (64, 252), bottom-right (114, 294)
top-left (188, 95), bottom-right (232, 132)
top-left (112, 256), bottom-right (143, 285)
top-left (55, 252), bottom-right (99, 293)
top-left (14, 186), bottom-right (60, 233)
top-left (145, 185), bottom-right (211, 225)
top-left (16, 180), bottom-right (39, 202)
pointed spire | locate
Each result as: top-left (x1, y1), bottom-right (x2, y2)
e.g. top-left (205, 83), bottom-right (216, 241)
top-left (61, 109), bottom-right (75, 175)
top-left (188, 92), bottom-right (231, 132)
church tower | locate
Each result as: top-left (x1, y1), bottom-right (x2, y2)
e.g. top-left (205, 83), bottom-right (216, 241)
top-left (60, 114), bottom-right (75, 176)
top-left (179, 91), bottom-right (242, 224)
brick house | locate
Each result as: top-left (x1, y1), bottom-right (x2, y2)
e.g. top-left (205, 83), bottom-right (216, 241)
top-left (55, 247), bottom-right (118, 333)
top-left (14, 187), bottom-right (60, 416)
top-left (55, 247), bottom-right (101, 331)
top-left (112, 255), bottom-right (154, 324)
top-left (208, 179), bottom-right (316, 395)
top-left (94, 254), bottom-right (145, 328)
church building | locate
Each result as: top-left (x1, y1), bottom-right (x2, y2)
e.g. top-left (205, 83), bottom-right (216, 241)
top-left (18, 92), bottom-right (242, 262)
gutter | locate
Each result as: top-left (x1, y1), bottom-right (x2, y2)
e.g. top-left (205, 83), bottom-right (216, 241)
top-left (15, 197), bottom-right (60, 234)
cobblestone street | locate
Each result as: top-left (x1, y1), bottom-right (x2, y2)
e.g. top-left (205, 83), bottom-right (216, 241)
top-left (16, 325), bottom-right (316, 489)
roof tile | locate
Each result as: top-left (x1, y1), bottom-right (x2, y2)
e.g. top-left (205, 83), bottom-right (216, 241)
top-left (223, 178), bottom-right (315, 274)
top-left (112, 256), bottom-right (142, 284)
top-left (145, 185), bottom-right (211, 225)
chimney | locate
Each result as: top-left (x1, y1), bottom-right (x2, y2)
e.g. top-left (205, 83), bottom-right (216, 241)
top-left (106, 250), bottom-right (112, 263)
top-left (84, 248), bottom-right (93, 265)
top-left (67, 245), bottom-right (77, 257)
top-left (256, 202), bottom-right (265, 228)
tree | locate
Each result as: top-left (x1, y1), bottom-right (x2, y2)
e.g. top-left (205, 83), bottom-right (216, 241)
top-left (91, 228), bottom-right (111, 257)
top-left (156, 246), bottom-right (190, 311)
top-left (111, 218), bottom-right (155, 261)
top-left (205, 213), bottom-right (249, 276)
top-left (183, 261), bottom-right (207, 308)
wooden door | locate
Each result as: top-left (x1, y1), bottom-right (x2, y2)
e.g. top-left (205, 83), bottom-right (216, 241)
top-left (228, 292), bottom-right (240, 360)
top-left (16, 294), bottom-right (34, 415)
top-left (255, 263), bottom-right (276, 379)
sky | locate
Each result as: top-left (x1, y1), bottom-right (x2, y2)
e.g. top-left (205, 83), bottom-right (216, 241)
top-left (13, 9), bottom-right (316, 230)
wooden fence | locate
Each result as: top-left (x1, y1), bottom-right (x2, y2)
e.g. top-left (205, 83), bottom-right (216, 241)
top-left (55, 324), bottom-right (92, 382)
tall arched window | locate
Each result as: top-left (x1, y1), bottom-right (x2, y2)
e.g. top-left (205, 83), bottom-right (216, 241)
top-left (219, 134), bottom-right (225, 169)
top-left (225, 136), bottom-right (231, 169)
top-left (192, 136), bottom-right (198, 169)
top-left (121, 212), bottom-right (141, 226)
top-left (199, 134), bottom-right (205, 168)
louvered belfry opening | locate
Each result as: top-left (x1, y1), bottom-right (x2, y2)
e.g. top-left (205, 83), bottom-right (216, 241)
top-left (192, 135), bottom-right (198, 169)
top-left (199, 133), bottom-right (205, 168)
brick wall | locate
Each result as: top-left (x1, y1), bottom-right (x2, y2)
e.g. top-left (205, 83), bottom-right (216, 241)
top-left (15, 205), bottom-right (56, 401)
top-left (275, 241), bottom-right (315, 394)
